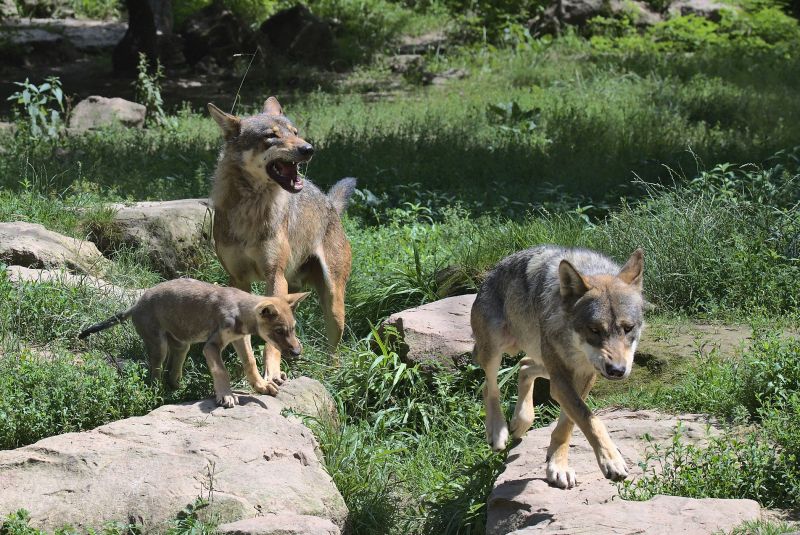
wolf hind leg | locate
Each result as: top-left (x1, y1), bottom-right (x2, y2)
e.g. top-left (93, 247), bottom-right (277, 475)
top-left (510, 356), bottom-right (547, 439)
top-left (166, 342), bottom-right (190, 390)
top-left (135, 318), bottom-right (168, 385)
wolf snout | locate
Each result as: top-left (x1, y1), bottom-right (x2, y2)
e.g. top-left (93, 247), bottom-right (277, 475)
top-left (604, 362), bottom-right (627, 378)
top-left (298, 144), bottom-right (314, 157)
top-left (288, 344), bottom-right (302, 357)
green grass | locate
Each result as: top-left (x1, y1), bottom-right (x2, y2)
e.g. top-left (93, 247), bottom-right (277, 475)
top-left (614, 332), bottom-right (800, 510)
top-left (3, 9), bottom-right (799, 206)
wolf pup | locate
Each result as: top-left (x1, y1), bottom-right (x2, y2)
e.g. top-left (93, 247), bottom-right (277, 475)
top-left (78, 278), bottom-right (309, 408)
top-left (472, 245), bottom-right (645, 488)
top-left (207, 97), bottom-right (355, 393)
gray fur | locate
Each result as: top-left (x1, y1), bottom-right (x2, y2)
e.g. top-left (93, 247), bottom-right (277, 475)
top-left (472, 245), bottom-right (646, 489)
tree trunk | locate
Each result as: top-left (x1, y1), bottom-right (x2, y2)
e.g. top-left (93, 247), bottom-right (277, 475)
top-left (113, 0), bottom-right (180, 74)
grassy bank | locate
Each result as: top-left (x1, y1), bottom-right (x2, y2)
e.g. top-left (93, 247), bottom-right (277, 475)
top-left (1, 2), bottom-right (800, 530)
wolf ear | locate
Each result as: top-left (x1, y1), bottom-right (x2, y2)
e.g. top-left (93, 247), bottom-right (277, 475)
top-left (285, 291), bottom-right (311, 311)
top-left (559, 259), bottom-right (592, 299)
top-left (207, 103), bottom-right (240, 140)
top-left (618, 248), bottom-right (644, 289)
top-left (256, 300), bottom-right (279, 319)
top-left (263, 96), bottom-right (283, 116)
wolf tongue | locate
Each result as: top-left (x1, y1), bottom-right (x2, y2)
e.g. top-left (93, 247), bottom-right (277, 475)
top-left (276, 161), bottom-right (297, 179)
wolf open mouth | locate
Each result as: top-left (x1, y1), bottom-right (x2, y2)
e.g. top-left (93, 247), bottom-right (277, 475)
top-left (267, 159), bottom-right (304, 193)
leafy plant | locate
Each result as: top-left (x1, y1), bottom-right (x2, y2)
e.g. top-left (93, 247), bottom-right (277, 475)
top-left (133, 53), bottom-right (171, 128)
top-left (6, 77), bottom-right (65, 139)
top-left (485, 100), bottom-right (541, 135)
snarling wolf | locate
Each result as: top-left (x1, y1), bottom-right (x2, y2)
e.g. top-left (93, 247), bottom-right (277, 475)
top-left (207, 97), bottom-right (355, 393)
top-left (471, 246), bottom-right (645, 488)
top-left (79, 278), bottom-right (309, 408)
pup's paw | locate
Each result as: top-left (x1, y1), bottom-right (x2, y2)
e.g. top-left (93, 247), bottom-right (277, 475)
top-left (216, 393), bottom-right (238, 408)
top-left (254, 380), bottom-right (279, 396)
top-left (598, 449), bottom-right (628, 481)
top-left (546, 460), bottom-right (577, 489)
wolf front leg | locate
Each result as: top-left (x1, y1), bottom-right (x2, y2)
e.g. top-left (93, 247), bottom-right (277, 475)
top-left (203, 332), bottom-right (237, 408)
top-left (475, 341), bottom-right (508, 451)
top-left (263, 270), bottom-right (289, 385)
top-left (231, 338), bottom-right (278, 396)
top-left (548, 370), bottom-right (627, 486)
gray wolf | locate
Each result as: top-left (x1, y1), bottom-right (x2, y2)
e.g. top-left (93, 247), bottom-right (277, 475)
top-left (207, 97), bottom-right (356, 393)
top-left (79, 278), bottom-right (309, 408)
top-left (471, 245), bottom-right (645, 488)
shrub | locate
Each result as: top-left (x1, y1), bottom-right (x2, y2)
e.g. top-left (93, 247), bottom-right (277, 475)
top-left (6, 77), bottom-right (65, 140)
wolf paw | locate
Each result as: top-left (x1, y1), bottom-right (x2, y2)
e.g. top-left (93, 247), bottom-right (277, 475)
top-left (216, 393), bottom-right (238, 408)
top-left (509, 414), bottom-right (534, 440)
top-left (598, 450), bottom-right (628, 481)
top-left (546, 461), bottom-right (577, 489)
top-left (254, 380), bottom-right (279, 396)
top-left (486, 420), bottom-right (509, 452)
top-left (273, 371), bottom-right (288, 385)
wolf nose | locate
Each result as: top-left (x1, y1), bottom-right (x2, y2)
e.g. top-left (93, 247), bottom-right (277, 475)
top-left (290, 345), bottom-right (302, 357)
top-left (605, 363), bottom-right (626, 378)
top-left (298, 144), bottom-right (314, 157)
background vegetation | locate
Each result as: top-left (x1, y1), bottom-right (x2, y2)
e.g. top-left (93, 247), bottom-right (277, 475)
top-left (1, 0), bottom-right (800, 532)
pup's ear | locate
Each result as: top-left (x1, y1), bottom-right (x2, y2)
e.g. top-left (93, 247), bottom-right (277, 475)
top-left (559, 259), bottom-right (592, 299)
top-left (255, 300), bottom-right (279, 319)
top-left (618, 248), bottom-right (644, 289)
top-left (207, 103), bottom-right (240, 140)
top-left (285, 292), bottom-right (311, 311)
top-left (263, 96), bottom-right (283, 116)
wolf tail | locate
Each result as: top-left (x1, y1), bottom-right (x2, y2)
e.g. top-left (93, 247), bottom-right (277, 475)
top-left (327, 177), bottom-right (357, 216)
top-left (78, 309), bottom-right (133, 340)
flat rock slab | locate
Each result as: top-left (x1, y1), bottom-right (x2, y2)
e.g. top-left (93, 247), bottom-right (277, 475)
top-left (0, 378), bottom-right (346, 534)
top-left (637, 322), bottom-right (754, 359)
top-left (488, 409), bottom-right (760, 534)
top-left (380, 294), bottom-right (475, 367)
top-left (6, 265), bottom-right (143, 304)
top-left (95, 198), bottom-right (212, 277)
top-left (217, 512), bottom-right (340, 535)
top-left (0, 221), bottom-right (109, 275)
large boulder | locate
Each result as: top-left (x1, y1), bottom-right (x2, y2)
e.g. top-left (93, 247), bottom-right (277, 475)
top-left (5, 265), bottom-right (142, 304)
top-left (92, 198), bottom-right (212, 277)
top-left (667, 0), bottom-right (736, 21)
top-left (0, 222), bottom-right (109, 275)
top-left (379, 294), bottom-right (476, 368)
top-left (530, 0), bottom-right (662, 35)
top-left (0, 378), bottom-right (346, 533)
top-left (488, 409), bottom-right (761, 534)
top-left (259, 5), bottom-right (335, 67)
top-left (0, 27), bottom-right (78, 67)
top-left (68, 96), bottom-right (146, 133)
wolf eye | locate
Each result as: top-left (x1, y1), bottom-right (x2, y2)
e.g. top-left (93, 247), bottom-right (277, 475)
top-left (622, 324), bottom-right (634, 334)
top-left (265, 132), bottom-right (277, 139)
top-left (275, 326), bottom-right (287, 335)
top-left (590, 327), bottom-right (601, 335)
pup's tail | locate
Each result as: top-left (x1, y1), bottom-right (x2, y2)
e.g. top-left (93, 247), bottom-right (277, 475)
top-left (78, 309), bottom-right (132, 340)
top-left (327, 177), bottom-right (357, 216)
